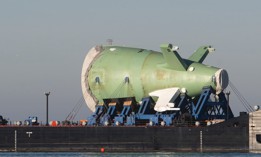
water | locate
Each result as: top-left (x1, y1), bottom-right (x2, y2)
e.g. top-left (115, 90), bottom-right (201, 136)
top-left (0, 152), bottom-right (260, 157)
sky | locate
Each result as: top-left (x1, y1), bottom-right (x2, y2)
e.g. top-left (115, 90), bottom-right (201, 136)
top-left (0, 1), bottom-right (261, 122)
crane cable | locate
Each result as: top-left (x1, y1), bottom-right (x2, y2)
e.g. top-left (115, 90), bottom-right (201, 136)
top-left (228, 80), bottom-right (254, 113)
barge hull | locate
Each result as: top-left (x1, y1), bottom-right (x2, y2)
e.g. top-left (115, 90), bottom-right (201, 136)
top-left (0, 125), bottom-right (248, 152)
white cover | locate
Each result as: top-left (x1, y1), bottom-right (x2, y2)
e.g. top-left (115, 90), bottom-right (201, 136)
top-left (81, 46), bottom-right (102, 112)
top-left (149, 88), bottom-right (181, 112)
top-left (215, 69), bottom-right (229, 94)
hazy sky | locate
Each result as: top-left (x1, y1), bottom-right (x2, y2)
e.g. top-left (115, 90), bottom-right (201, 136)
top-left (0, 1), bottom-right (261, 122)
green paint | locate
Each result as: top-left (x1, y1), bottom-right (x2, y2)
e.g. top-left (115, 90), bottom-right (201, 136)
top-left (86, 44), bottom-right (226, 103)
top-left (188, 46), bottom-right (212, 63)
top-left (160, 44), bottom-right (188, 71)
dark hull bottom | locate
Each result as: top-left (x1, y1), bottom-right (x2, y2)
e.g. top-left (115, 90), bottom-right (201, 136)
top-left (0, 124), bottom-right (248, 152)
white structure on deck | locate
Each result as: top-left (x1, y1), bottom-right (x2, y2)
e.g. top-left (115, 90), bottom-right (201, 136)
top-left (249, 110), bottom-right (261, 153)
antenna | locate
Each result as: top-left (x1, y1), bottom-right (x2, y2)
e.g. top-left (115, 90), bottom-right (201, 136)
top-left (106, 39), bottom-right (113, 45)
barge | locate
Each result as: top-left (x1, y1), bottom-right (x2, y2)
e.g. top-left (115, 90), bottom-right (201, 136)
top-left (1, 43), bottom-right (261, 153)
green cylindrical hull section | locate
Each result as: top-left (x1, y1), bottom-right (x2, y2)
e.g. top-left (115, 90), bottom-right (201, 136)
top-left (83, 45), bottom-right (222, 110)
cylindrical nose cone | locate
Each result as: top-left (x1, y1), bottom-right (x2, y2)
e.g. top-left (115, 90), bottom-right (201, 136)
top-left (215, 69), bottom-right (229, 94)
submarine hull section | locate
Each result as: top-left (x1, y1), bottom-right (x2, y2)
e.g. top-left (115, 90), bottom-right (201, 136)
top-left (81, 45), bottom-right (227, 112)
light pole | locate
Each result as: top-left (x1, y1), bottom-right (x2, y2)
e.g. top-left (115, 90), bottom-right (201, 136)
top-left (45, 92), bottom-right (50, 126)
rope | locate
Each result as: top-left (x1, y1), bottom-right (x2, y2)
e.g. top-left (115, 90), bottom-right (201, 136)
top-left (65, 78), bottom-right (135, 121)
top-left (71, 98), bottom-right (84, 121)
top-left (110, 80), bottom-right (134, 98)
top-left (65, 92), bottom-right (85, 121)
top-left (110, 81), bottom-right (126, 98)
top-left (228, 80), bottom-right (254, 112)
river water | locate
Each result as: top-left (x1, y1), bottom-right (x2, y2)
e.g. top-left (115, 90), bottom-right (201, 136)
top-left (0, 152), bottom-right (260, 157)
